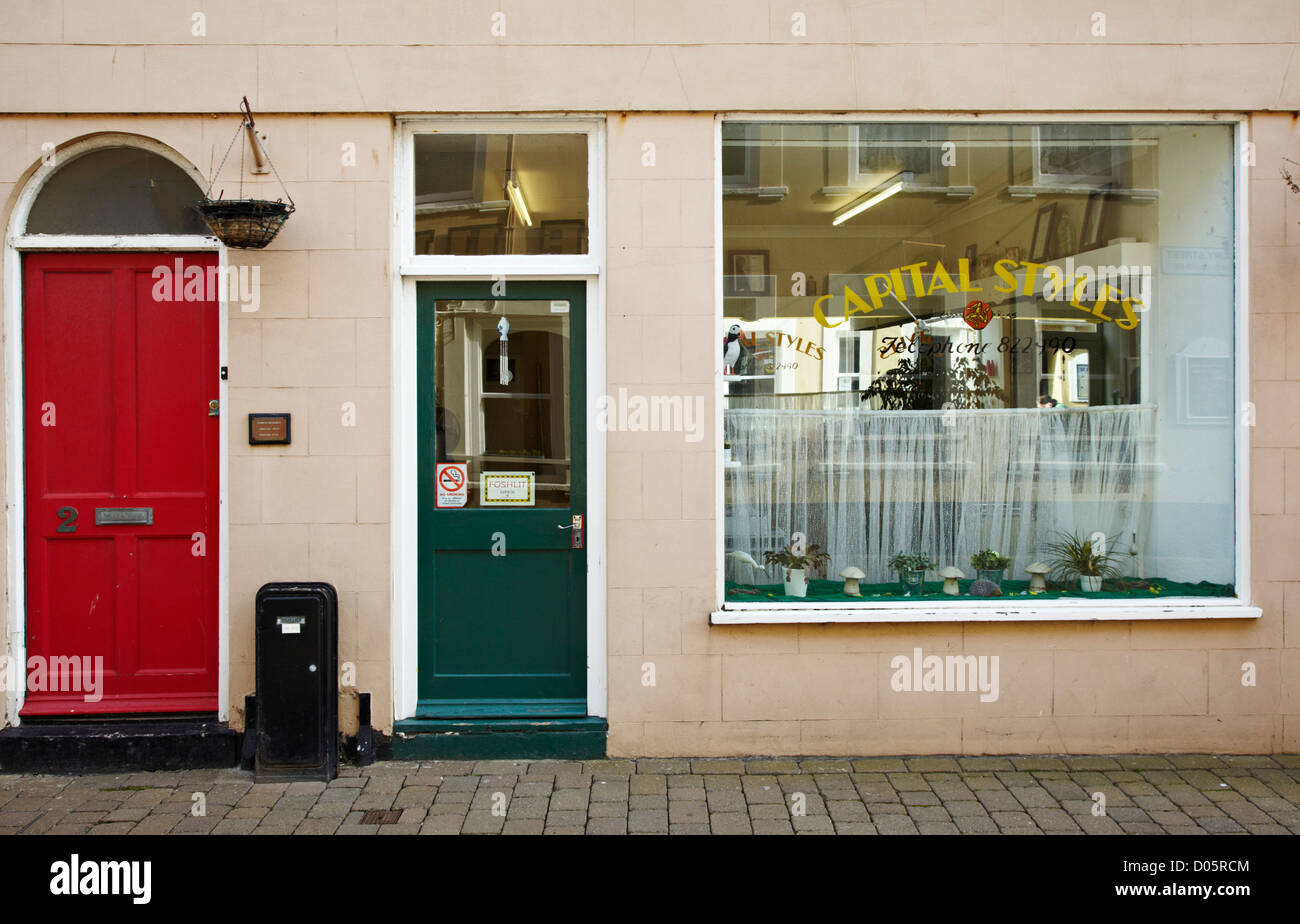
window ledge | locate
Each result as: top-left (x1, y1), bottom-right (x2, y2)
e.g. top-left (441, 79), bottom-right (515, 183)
top-left (711, 600), bottom-right (1260, 624)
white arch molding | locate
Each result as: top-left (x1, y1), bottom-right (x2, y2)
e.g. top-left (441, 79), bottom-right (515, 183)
top-left (3, 131), bottom-right (230, 726)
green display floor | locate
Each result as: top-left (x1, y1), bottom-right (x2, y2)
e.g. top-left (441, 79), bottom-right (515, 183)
top-left (725, 577), bottom-right (1236, 604)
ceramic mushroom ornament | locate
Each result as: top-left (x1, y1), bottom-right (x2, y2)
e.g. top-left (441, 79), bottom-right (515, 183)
top-left (839, 566), bottom-right (866, 596)
top-left (1025, 562), bottom-right (1050, 593)
top-left (939, 566), bottom-right (965, 595)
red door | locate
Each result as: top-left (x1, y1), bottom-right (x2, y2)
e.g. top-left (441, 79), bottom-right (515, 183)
top-left (22, 252), bottom-right (220, 716)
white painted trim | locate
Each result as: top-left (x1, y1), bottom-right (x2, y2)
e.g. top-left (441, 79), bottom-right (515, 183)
top-left (712, 604), bottom-right (1262, 624)
top-left (1235, 118), bottom-right (1252, 608)
top-left (391, 117), bottom-right (607, 724)
top-left (3, 133), bottom-right (228, 726)
top-left (12, 235), bottom-right (218, 251)
top-left (713, 112), bottom-right (1252, 620)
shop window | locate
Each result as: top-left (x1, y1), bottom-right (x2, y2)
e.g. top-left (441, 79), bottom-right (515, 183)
top-left (412, 132), bottom-right (588, 256)
top-left (26, 146), bottom-right (209, 235)
top-left (721, 120), bottom-right (1238, 606)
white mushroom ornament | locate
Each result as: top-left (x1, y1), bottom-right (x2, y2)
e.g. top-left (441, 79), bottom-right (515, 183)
top-left (839, 566), bottom-right (866, 596)
top-left (1025, 562), bottom-right (1050, 593)
top-left (939, 566), bottom-right (965, 596)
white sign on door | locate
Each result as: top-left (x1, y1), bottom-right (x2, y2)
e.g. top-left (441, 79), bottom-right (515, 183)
top-left (435, 462), bottom-right (468, 508)
top-left (481, 471), bottom-right (535, 506)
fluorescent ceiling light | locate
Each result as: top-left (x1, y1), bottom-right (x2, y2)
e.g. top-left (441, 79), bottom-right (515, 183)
top-left (832, 172), bottom-right (910, 227)
top-left (505, 176), bottom-right (532, 227)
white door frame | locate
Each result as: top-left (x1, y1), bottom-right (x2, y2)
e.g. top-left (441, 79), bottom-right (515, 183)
top-left (391, 116), bottom-right (607, 722)
top-left (3, 133), bottom-right (229, 726)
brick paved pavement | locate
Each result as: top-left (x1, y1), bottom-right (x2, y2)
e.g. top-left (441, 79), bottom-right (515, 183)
top-left (1, 754), bottom-right (1298, 835)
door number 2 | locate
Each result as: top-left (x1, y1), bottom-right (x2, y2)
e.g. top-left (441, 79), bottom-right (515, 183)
top-left (56, 506), bottom-right (78, 533)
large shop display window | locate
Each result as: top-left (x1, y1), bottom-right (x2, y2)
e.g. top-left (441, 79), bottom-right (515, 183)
top-left (720, 121), bottom-right (1238, 606)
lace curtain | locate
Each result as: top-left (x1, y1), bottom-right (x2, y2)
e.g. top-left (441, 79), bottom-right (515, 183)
top-left (724, 399), bottom-right (1155, 585)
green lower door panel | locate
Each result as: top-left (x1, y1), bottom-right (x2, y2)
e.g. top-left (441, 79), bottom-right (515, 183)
top-left (392, 717), bottom-right (607, 760)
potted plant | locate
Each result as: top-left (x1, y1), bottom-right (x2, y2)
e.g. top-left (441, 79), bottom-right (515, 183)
top-left (889, 551), bottom-right (935, 596)
top-left (970, 549), bottom-right (1012, 586)
top-left (764, 543), bottom-right (831, 598)
top-left (1045, 531), bottom-right (1118, 592)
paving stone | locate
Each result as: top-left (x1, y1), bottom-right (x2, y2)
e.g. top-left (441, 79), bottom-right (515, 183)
top-left (706, 790), bottom-right (746, 812)
top-left (461, 812), bottom-right (505, 835)
top-left (629, 774), bottom-right (666, 795)
top-left (628, 809), bottom-right (669, 833)
top-left (851, 758), bottom-right (909, 772)
top-left (799, 759), bottom-right (853, 773)
top-left (874, 813), bottom-right (920, 834)
top-left (1120, 822), bottom-right (1168, 834)
top-left (584, 760), bottom-right (635, 776)
top-left (1063, 757), bottom-right (1121, 770)
top-left (629, 794), bottom-right (667, 810)
top-left (545, 810), bottom-right (587, 827)
top-left (128, 815), bottom-right (180, 835)
top-left (501, 818), bottom-right (545, 835)
top-left (669, 802), bottom-right (710, 824)
top-left (669, 823), bottom-right (711, 835)
top-left (549, 788), bottom-right (589, 812)
top-left (991, 811), bottom-right (1036, 829)
top-left (1010, 757), bottom-right (1068, 771)
top-left (636, 759), bottom-right (692, 775)
top-left (212, 818), bottom-right (260, 835)
top-left (420, 815), bottom-right (465, 835)
top-left (900, 790), bottom-right (940, 806)
top-left (954, 814), bottom-right (1000, 834)
top-left (746, 760), bottom-right (801, 774)
top-left (590, 780), bottom-right (629, 801)
top-left (1133, 795), bottom-right (1178, 812)
top-left (585, 817), bottom-right (627, 835)
top-left (588, 801), bottom-right (629, 818)
top-left (977, 790), bottom-right (1022, 812)
top-left (905, 757), bottom-right (961, 772)
top-left (826, 800), bottom-right (870, 822)
top-left (752, 819), bottom-right (796, 834)
top-left (507, 797), bottom-right (549, 820)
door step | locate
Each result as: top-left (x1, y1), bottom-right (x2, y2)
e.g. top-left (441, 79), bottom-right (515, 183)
top-left (0, 720), bottom-right (241, 773)
top-left (392, 717), bottom-right (607, 760)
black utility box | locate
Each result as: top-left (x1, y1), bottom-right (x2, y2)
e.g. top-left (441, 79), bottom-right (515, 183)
top-left (254, 582), bottom-right (338, 782)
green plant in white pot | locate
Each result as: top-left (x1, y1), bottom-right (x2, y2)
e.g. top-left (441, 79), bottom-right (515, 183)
top-left (889, 551), bottom-right (935, 596)
top-left (970, 549), bottom-right (1012, 587)
top-left (764, 543), bottom-right (831, 598)
top-left (1045, 531), bottom-right (1118, 593)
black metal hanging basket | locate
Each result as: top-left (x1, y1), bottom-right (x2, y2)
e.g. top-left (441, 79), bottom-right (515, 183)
top-left (196, 198), bottom-right (293, 249)
top-left (197, 97), bottom-right (296, 249)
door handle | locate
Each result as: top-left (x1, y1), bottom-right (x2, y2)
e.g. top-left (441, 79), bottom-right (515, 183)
top-left (557, 515), bottom-right (583, 549)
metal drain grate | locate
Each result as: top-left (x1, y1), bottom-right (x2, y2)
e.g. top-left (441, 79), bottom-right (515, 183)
top-left (360, 810), bottom-right (403, 825)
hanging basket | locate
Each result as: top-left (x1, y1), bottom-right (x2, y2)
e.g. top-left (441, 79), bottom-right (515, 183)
top-left (198, 97), bottom-right (296, 249)
top-left (196, 198), bottom-right (294, 249)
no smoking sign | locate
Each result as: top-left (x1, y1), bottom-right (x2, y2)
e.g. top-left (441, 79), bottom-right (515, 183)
top-left (436, 462), bottom-right (468, 508)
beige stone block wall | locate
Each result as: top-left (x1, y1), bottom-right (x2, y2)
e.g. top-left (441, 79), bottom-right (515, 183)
top-left (0, 114), bottom-right (394, 734)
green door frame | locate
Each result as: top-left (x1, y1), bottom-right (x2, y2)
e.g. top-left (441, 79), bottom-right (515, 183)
top-left (415, 281), bottom-right (587, 718)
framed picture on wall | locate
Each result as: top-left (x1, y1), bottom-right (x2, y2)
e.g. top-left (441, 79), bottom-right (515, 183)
top-left (1029, 203), bottom-right (1058, 262)
top-left (727, 250), bottom-right (772, 297)
top-left (1080, 191), bottom-right (1109, 251)
top-left (447, 224), bottom-right (503, 254)
top-left (540, 219), bottom-right (587, 254)
top-left (964, 244), bottom-right (977, 268)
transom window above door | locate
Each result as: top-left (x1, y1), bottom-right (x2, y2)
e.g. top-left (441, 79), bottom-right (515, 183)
top-left (410, 132), bottom-right (589, 257)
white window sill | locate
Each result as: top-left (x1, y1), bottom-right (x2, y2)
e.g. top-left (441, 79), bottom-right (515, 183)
top-left (711, 599), bottom-right (1261, 624)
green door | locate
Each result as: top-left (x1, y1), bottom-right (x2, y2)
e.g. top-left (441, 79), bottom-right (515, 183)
top-left (417, 281), bottom-right (586, 717)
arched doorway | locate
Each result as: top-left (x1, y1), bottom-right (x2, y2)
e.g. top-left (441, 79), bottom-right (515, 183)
top-left (6, 136), bottom-right (225, 720)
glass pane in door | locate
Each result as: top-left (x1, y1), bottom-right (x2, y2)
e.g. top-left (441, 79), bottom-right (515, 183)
top-left (433, 299), bottom-right (571, 508)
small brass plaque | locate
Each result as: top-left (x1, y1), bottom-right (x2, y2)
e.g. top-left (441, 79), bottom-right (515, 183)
top-left (249, 413), bottom-right (291, 445)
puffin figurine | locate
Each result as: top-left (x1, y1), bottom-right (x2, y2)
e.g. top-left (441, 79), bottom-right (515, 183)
top-left (722, 323), bottom-right (748, 375)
